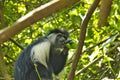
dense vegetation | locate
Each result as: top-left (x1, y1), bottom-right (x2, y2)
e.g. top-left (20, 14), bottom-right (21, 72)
top-left (0, 0), bottom-right (120, 80)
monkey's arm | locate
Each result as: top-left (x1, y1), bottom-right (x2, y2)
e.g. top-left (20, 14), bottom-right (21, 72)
top-left (51, 47), bottom-right (69, 75)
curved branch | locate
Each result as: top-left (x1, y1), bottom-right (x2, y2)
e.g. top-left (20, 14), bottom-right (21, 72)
top-left (67, 0), bottom-right (100, 80)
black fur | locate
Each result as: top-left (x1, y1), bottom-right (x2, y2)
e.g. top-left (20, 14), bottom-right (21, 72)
top-left (14, 29), bottom-right (71, 80)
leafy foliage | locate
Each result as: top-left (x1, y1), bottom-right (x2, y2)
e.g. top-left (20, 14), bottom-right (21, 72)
top-left (0, 0), bottom-right (120, 79)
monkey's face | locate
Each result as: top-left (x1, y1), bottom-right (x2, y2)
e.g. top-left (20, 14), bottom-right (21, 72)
top-left (55, 33), bottom-right (71, 48)
top-left (47, 29), bottom-right (72, 48)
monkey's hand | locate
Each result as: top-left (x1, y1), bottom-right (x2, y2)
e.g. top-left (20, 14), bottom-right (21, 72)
top-left (64, 46), bottom-right (69, 50)
top-left (62, 46), bottom-right (69, 55)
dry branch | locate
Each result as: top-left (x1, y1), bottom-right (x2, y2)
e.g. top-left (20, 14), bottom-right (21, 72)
top-left (0, 50), bottom-right (11, 80)
top-left (75, 55), bottom-right (103, 76)
top-left (0, 0), bottom-right (79, 44)
top-left (0, 0), bottom-right (5, 28)
top-left (98, 0), bottom-right (113, 28)
top-left (67, 0), bottom-right (100, 80)
top-left (66, 36), bottom-right (112, 66)
top-left (0, 1), bottom-right (11, 79)
top-left (9, 38), bottom-right (24, 50)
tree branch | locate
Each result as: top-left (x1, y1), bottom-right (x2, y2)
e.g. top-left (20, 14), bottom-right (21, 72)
top-left (67, 0), bottom-right (100, 80)
top-left (0, 0), bottom-right (79, 44)
top-left (75, 56), bottom-right (103, 76)
top-left (66, 36), bottom-right (111, 66)
top-left (98, 0), bottom-right (113, 28)
top-left (75, 41), bottom-right (120, 76)
top-left (9, 38), bottom-right (24, 50)
top-left (0, 50), bottom-right (11, 80)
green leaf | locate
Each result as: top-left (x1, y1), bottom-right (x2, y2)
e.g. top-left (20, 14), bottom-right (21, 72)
top-left (100, 33), bottom-right (119, 49)
top-left (103, 56), bottom-right (114, 62)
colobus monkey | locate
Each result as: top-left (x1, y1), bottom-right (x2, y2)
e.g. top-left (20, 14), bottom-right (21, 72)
top-left (14, 28), bottom-right (72, 80)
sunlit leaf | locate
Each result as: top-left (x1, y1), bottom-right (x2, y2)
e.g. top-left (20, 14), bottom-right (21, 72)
top-left (100, 33), bottom-right (119, 49)
top-left (103, 56), bottom-right (114, 62)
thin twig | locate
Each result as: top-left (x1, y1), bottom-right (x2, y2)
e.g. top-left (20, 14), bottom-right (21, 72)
top-left (9, 38), bottom-right (24, 50)
top-left (75, 42), bottom-right (120, 77)
top-left (75, 55), bottom-right (103, 76)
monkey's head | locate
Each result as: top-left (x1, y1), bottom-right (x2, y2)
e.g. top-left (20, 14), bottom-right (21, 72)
top-left (47, 28), bottom-right (72, 48)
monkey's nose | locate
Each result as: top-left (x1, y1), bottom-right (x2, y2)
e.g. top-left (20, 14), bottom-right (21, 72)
top-left (65, 37), bottom-right (72, 44)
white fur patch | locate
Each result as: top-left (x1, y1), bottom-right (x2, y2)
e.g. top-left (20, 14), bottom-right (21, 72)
top-left (30, 40), bottom-right (50, 68)
top-left (47, 33), bottom-right (58, 44)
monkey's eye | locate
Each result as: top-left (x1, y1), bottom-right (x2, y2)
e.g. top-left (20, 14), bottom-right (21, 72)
top-left (57, 34), bottom-right (67, 40)
top-left (56, 34), bottom-right (67, 44)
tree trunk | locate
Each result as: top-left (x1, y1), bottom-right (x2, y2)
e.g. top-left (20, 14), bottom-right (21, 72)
top-left (98, 0), bottom-right (113, 28)
top-left (0, 49), bottom-right (11, 80)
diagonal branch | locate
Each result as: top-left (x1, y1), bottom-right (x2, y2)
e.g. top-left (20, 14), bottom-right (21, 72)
top-left (76, 41), bottom-right (120, 76)
top-left (67, 0), bottom-right (100, 80)
top-left (0, 0), bottom-right (79, 44)
top-left (75, 56), bottom-right (103, 76)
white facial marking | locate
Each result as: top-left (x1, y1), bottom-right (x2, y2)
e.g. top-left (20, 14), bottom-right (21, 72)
top-left (47, 33), bottom-right (58, 44)
top-left (30, 40), bottom-right (50, 68)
